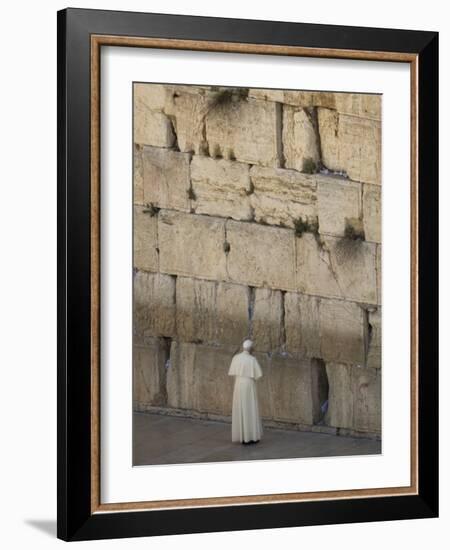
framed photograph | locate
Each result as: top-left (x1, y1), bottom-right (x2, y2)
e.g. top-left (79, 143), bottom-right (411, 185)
top-left (57, 8), bottom-right (438, 541)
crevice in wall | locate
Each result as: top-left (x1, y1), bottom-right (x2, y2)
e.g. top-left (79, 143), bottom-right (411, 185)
top-left (312, 358), bottom-right (329, 425)
top-left (275, 102), bottom-right (285, 168)
top-left (167, 115), bottom-right (180, 152)
top-left (280, 290), bottom-right (287, 353)
top-left (305, 106), bottom-right (323, 172)
top-left (247, 286), bottom-right (256, 339)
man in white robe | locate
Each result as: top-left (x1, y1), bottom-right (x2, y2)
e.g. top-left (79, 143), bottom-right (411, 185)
top-left (228, 340), bottom-right (263, 444)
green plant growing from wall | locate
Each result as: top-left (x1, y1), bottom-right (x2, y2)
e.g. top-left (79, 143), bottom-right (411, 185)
top-left (302, 157), bottom-right (317, 174)
top-left (293, 216), bottom-right (319, 238)
top-left (142, 203), bottom-right (160, 217)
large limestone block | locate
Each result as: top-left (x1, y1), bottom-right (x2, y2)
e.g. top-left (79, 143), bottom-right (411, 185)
top-left (176, 277), bottom-right (217, 344)
top-left (284, 292), bottom-right (321, 358)
top-left (266, 356), bottom-right (326, 425)
top-left (176, 277), bottom-right (249, 345)
top-left (248, 88), bottom-right (285, 102)
top-left (134, 106), bottom-right (175, 148)
top-left (133, 205), bottom-right (159, 272)
top-left (367, 308), bottom-right (382, 369)
top-left (249, 166), bottom-right (317, 228)
top-left (164, 86), bottom-right (216, 154)
top-left (142, 147), bottom-right (191, 212)
top-left (318, 108), bottom-right (381, 185)
top-left (158, 210), bottom-right (227, 281)
top-left (134, 83), bottom-right (168, 112)
top-left (352, 366), bottom-right (381, 432)
top-left (166, 341), bottom-right (197, 410)
top-left (190, 156), bottom-right (253, 220)
top-left (317, 177), bottom-right (361, 237)
top-left (325, 363), bottom-right (354, 429)
top-left (133, 271), bottom-right (176, 340)
top-left (283, 106), bottom-right (320, 172)
top-left (227, 220), bottom-right (296, 290)
top-left (134, 145), bottom-right (144, 204)
top-left (285, 293), bottom-right (365, 364)
top-left (363, 183), bottom-right (382, 243)
top-left (252, 288), bottom-right (283, 352)
top-left (295, 233), bottom-right (378, 304)
top-left (215, 282), bottom-right (250, 345)
top-left (133, 338), bottom-right (169, 408)
top-left (167, 342), bottom-right (235, 415)
top-left (205, 98), bottom-right (279, 166)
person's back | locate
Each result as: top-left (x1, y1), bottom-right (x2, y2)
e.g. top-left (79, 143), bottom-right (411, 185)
top-left (228, 340), bottom-right (263, 444)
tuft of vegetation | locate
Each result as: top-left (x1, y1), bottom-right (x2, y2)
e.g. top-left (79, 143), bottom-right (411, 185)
top-left (211, 87), bottom-right (249, 108)
top-left (142, 203), bottom-right (160, 217)
top-left (344, 218), bottom-right (365, 241)
top-left (302, 157), bottom-right (317, 174)
top-left (187, 187), bottom-right (197, 201)
top-left (293, 216), bottom-right (319, 238)
top-left (223, 241), bottom-right (231, 253)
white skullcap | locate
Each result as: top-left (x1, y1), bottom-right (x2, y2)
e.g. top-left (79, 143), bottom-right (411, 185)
top-left (243, 339), bottom-right (253, 351)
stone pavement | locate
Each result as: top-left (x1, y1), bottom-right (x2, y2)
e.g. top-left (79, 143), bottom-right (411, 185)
top-left (133, 412), bottom-right (381, 466)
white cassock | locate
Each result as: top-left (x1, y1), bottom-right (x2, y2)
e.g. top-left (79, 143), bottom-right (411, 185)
top-left (228, 350), bottom-right (263, 443)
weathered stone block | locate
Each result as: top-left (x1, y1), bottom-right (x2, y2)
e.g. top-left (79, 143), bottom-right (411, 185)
top-left (266, 355), bottom-right (325, 425)
top-left (295, 233), bottom-right (378, 304)
top-left (134, 271), bottom-right (176, 340)
top-left (133, 338), bottom-right (169, 407)
top-left (352, 366), bottom-right (381, 432)
top-left (134, 103), bottom-right (175, 148)
top-left (215, 282), bottom-right (250, 345)
top-left (166, 341), bottom-right (197, 410)
top-left (227, 220), bottom-right (296, 290)
top-left (317, 177), bottom-right (361, 237)
top-left (367, 308), bottom-right (382, 369)
top-left (133, 206), bottom-right (159, 272)
top-left (325, 363), bottom-right (354, 429)
top-left (142, 147), bottom-right (191, 212)
top-left (176, 277), bottom-right (217, 344)
top-left (252, 288), bottom-right (283, 352)
top-left (134, 83), bottom-right (168, 112)
top-left (176, 277), bottom-right (249, 346)
top-left (205, 98), bottom-right (279, 166)
top-left (283, 106), bottom-right (320, 172)
top-left (249, 166), bottom-right (317, 228)
top-left (318, 108), bottom-right (381, 185)
top-left (285, 293), bottom-right (365, 364)
top-left (134, 145), bottom-right (144, 204)
top-left (167, 342), bottom-right (235, 415)
top-left (363, 183), bottom-right (381, 243)
top-left (158, 210), bottom-right (227, 281)
top-left (320, 299), bottom-right (365, 364)
top-left (191, 156), bottom-right (253, 220)
top-left (164, 87), bottom-right (214, 154)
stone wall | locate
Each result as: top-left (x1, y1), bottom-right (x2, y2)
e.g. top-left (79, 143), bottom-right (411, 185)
top-left (133, 84), bottom-right (382, 439)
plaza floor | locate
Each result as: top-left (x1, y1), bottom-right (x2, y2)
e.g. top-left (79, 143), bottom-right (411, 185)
top-left (133, 411), bottom-right (381, 466)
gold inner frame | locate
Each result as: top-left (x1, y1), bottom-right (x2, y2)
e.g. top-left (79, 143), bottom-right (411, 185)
top-left (90, 35), bottom-right (419, 514)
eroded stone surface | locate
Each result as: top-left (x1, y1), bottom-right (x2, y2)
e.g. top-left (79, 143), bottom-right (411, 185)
top-left (227, 220), bottom-right (296, 290)
top-left (285, 293), bottom-right (365, 364)
top-left (133, 338), bottom-right (169, 407)
top-left (133, 271), bottom-right (176, 340)
top-left (142, 147), bottom-right (191, 212)
top-left (175, 277), bottom-right (249, 346)
top-left (250, 165), bottom-right (317, 228)
top-left (352, 366), bottom-right (381, 432)
top-left (295, 233), bottom-right (378, 304)
top-left (317, 177), bottom-right (361, 237)
top-left (133, 206), bottom-right (159, 272)
top-left (252, 288), bottom-right (283, 352)
top-left (325, 363), bottom-right (354, 429)
top-left (283, 106), bottom-right (320, 172)
top-left (158, 210), bottom-right (227, 281)
top-left (318, 108), bottom-right (381, 185)
top-left (205, 98), bottom-right (279, 166)
top-left (363, 183), bottom-right (382, 242)
top-left (134, 145), bottom-right (144, 204)
top-left (191, 156), bottom-right (253, 220)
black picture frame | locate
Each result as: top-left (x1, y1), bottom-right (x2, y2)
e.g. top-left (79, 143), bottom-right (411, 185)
top-left (57, 7), bottom-right (438, 541)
